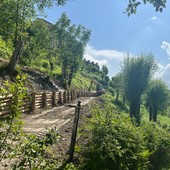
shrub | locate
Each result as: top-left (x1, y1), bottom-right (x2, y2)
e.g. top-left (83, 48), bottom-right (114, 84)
top-left (141, 122), bottom-right (170, 170)
top-left (82, 104), bottom-right (170, 170)
top-left (0, 37), bottom-right (13, 59)
top-left (83, 105), bottom-right (149, 170)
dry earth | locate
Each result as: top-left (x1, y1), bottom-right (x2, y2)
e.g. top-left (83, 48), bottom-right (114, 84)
top-left (22, 97), bottom-right (95, 136)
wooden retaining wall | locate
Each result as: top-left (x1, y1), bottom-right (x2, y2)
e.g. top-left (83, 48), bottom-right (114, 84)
top-left (0, 90), bottom-right (96, 116)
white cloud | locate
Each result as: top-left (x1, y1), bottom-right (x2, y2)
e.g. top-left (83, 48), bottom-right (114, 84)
top-left (83, 53), bottom-right (107, 67)
top-left (161, 41), bottom-right (170, 57)
top-left (149, 16), bottom-right (165, 26)
top-left (156, 64), bottom-right (170, 87)
top-left (83, 44), bottom-right (127, 77)
top-left (85, 44), bottom-right (125, 60)
top-left (151, 16), bottom-right (158, 20)
top-left (84, 45), bottom-right (170, 86)
top-left (150, 16), bottom-right (163, 24)
top-left (154, 63), bottom-right (165, 79)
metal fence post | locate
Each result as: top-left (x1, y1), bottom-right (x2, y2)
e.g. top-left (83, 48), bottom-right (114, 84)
top-left (68, 101), bottom-right (82, 162)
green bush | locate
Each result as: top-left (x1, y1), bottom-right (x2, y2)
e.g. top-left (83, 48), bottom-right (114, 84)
top-left (0, 37), bottom-right (13, 59)
top-left (42, 61), bottom-right (49, 69)
top-left (141, 122), bottom-right (170, 170)
top-left (82, 104), bottom-right (170, 170)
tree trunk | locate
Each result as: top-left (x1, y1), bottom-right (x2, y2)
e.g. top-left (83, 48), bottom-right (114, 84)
top-left (130, 97), bottom-right (141, 124)
top-left (115, 90), bottom-right (119, 102)
top-left (62, 64), bottom-right (68, 89)
top-left (130, 102), bottom-right (134, 118)
top-left (6, 40), bottom-right (23, 75)
top-left (153, 106), bottom-right (158, 122)
top-left (149, 106), bottom-right (153, 121)
top-left (122, 95), bottom-right (126, 106)
top-left (135, 97), bottom-right (141, 124)
top-left (68, 71), bottom-right (73, 87)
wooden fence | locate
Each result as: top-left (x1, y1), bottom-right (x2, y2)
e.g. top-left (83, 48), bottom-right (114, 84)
top-left (0, 90), bottom-right (96, 116)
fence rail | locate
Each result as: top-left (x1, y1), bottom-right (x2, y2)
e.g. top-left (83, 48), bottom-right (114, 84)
top-left (0, 90), bottom-right (96, 116)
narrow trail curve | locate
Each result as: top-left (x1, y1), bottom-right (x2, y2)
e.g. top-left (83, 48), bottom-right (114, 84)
top-left (22, 97), bottom-right (95, 137)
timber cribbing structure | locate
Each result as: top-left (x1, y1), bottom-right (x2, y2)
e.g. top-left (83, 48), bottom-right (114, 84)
top-left (0, 90), bottom-right (96, 116)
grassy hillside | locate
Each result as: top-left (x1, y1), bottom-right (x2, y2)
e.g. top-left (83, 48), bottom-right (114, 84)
top-left (101, 93), bottom-right (170, 128)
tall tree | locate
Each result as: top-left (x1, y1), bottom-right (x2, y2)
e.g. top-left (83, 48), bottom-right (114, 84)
top-left (101, 65), bottom-right (108, 82)
top-left (145, 79), bottom-right (170, 122)
top-left (21, 19), bottom-right (51, 66)
top-left (112, 72), bottom-right (123, 102)
top-left (122, 54), bottom-right (157, 124)
top-left (53, 13), bottom-right (90, 89)
top-left (102, 65), bottom-right (108, 75)
top-left (0, 0), bottom-right (71, 75)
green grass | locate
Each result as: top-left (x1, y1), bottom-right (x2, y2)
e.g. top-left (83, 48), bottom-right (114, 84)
top-left (157, 114), bottom-right (170, 126)
top-left (26, 59), bottom-right (98, 91)
top-left (71, 72), bottom-right (91, 90)
top-left (70, 70), bottom-right (102, 90)
top-left (140, 105), bottom-right (170, 126)
top-left (101, 93), bottom-right (170, 127)
top-left (140, 105), bottom-right (149, 122)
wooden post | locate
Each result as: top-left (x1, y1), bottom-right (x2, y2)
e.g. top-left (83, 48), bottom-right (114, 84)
top-left (52, 92), bottom-right (57, 106)
top-left (75, 90), bottom-right (78, 100)
top-left (31, 92), bottom-right (36, 111)
top-left (71, 90), bottom-right (73, 101)
top-left (63, 91), bottom-right (67, 103)
top-left (68, 91), bottom-right (70, 102)
top-left (58, 91), bottom-right (62, 104)
top-left (73, 90), bottom-right (75, 100)
top-left (43, 91), bottom-right (47, 108)
top-left (69, 101), bottom-right (82, 162)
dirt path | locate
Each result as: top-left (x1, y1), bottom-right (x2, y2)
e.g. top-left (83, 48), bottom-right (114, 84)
top-left (22, 96), bottom-right (96, 165)
top-left (22, 97), bottom-right (95, 137)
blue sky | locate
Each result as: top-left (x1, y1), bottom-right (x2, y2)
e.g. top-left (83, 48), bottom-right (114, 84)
top-left (43, 0), bottom-right (170, 86)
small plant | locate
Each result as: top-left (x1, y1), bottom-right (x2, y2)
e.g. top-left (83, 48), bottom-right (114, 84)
top-left (11, 128), bottom-right (60, 169)
top-left (0, 74), bottom-right (27, 166)
top-left (0, 36), bottom-right (13, 59)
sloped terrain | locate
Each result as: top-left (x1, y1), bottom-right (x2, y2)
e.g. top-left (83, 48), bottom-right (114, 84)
top-left (22, 67), bottom-right (63, 91)
top-left (0, 58), bottom-right (63, 91)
